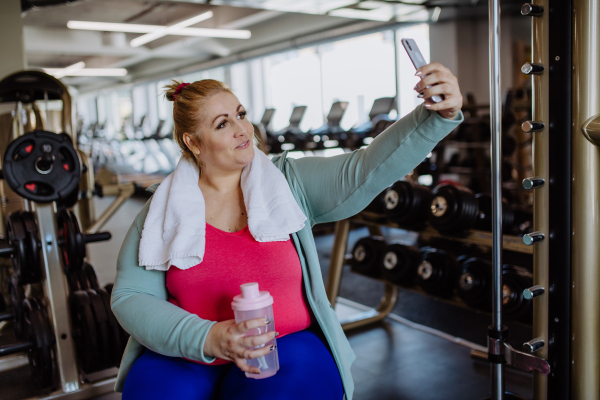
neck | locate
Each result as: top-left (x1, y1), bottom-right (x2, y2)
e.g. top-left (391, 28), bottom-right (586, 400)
top-left (198, 166), bottom-right (242, 195)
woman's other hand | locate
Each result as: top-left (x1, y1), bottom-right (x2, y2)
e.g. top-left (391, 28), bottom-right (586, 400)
top-left (414, 62), bottom-right (463, 120)
top-left (204, 318), bottom-right (277, 374)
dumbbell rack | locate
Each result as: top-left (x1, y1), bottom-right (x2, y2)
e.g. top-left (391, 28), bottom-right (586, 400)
top-left (324, 211), bottom-right (533, 331)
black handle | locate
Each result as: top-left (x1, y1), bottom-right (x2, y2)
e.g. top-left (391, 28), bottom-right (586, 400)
top-left (0, 313), bottom-right (14, 323)
top-left (83, 231), bottom-right (112, 244)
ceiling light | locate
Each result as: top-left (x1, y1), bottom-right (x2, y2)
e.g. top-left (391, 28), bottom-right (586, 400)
top-left (130, 11), bottom-right (213, 47)
top-left (328, 8), bottom-right (392, 21)
top-left (43, 68), bottom-right (128, 77)
top-left (51, 61), bottom-right (85, 79)
top-left (67, 19), bottom-right (250, 40)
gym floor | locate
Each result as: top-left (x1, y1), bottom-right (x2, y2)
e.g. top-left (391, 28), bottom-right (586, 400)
top-left (0, 194), bottom-right (532, 400)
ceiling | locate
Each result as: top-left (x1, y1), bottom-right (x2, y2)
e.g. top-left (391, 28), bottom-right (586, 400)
top-left (19, 0), bottom-right (519, 92)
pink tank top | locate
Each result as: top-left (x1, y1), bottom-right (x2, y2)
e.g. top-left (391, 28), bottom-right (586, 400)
top-left (166, 224), bottom-right (313, 365)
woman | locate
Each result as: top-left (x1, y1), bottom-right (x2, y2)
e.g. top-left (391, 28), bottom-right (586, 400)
top-left (111, 62), bottom-right (463, 400)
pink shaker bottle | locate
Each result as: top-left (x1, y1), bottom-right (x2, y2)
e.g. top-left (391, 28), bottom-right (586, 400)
top-left (231, 282), bottom-right (279, 379)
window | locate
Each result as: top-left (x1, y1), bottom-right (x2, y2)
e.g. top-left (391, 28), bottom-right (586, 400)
top-left (320, 32), bottom-right (397, 130)
top-left (263, 47), bottom-right (323, 132)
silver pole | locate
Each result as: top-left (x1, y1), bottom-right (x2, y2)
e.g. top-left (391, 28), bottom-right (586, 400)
top-left (489, 0), bottom-right (504, 399)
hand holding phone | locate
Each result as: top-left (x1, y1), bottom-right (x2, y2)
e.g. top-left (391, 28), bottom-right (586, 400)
top-left (401, 38), bottom-right (443, 103)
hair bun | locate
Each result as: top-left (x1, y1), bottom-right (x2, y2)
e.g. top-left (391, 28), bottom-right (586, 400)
top-left (164, 79), bottom-right (183, 102)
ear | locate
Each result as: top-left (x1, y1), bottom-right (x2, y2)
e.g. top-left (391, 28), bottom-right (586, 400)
top-left (183, 133), bottom-right (201, 155)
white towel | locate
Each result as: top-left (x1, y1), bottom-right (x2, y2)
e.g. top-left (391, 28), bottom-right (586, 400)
top-left (138, 146), bottom-right (307, 271)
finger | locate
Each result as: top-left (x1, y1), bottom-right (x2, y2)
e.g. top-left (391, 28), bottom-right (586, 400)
top-left (416, 71), bottom-right (456, 90)
top-left (423, 98), bottom-right (461, 111)
top-left (420, 83), bottom-right (454, 99)
top-left (235, 318), bottom-right (269, 334)
top-left (242, 331), bottom-right (278, 348)
top-left (241, 343), bottom-right (276, 360)
top-left (416, 62), bottom-right (451, 78)
top-left (234, 358), bottom-right (260, 375)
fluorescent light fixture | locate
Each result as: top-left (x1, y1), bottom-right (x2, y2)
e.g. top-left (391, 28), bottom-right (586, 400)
top-left (67, 19), bottom-right (250, 40)
top-left (44, 68), bottom-right (128, 77)
top-left (52, 61), bottom-right (85, 78)
top-left (328, 8), bottom-right (391, 21)
top-left (130, 11), bottom-right (213, 47)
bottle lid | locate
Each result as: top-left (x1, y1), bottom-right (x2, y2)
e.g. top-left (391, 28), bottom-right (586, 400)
top-left (231, 282), bottom-right (273, 311)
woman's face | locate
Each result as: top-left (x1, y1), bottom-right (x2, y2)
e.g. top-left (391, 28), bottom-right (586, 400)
top-left (187, 91), bottom-right (255, 174)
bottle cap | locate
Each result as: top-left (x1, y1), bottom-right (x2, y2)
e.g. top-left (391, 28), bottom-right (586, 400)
top-left (232, 282), bottom-right (273, 311)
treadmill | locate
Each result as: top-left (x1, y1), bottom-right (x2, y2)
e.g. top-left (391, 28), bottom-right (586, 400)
top-left (305, 101), bottom-right (349, 150)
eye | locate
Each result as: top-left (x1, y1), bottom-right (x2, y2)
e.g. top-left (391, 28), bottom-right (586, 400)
top-left (238, 111), bottom-right (247, 120)
top-left (217, 120), bottom-right (227, 129)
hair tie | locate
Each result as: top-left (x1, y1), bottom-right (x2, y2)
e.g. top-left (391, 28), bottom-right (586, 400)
top-left (173, 82), bottom-right (190, 100)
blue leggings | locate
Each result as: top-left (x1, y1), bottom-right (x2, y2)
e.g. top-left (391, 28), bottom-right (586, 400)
top-left (122, 329), bottom-right (344, 400)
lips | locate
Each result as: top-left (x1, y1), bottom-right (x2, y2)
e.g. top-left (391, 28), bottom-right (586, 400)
top-left (236, 140), bottom-right (250, 149)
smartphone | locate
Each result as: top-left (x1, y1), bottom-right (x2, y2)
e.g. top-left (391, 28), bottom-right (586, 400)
top-left (401, 38), bottom-right (443, 103)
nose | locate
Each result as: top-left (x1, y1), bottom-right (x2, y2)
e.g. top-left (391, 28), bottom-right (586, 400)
top-left (233, 118), bottom-right (251, 137)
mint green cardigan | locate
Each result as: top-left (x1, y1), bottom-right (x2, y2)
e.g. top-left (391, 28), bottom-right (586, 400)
top-left (111, 104), bottom-right (463, 399)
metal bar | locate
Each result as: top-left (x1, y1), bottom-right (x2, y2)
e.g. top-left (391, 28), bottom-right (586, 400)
top-left (571, 0), bottom-right (600, 398)
top-left (529, 1), bottom-right (551, 399)
top-left (76, 151), bottom-right (96, 232)
top-left (341, 284), bottom-right (398, 331)
top-left (35, 204), bottom-right (80, 393)
top-left (489, 0), bottom-right (504, 399)
top-left (546, 0), bottom-right (572, 398)
top-left (84, 183), bottom-right (135, 235)
top-left (23, 377), bottom-right (117, 400)
top-left (325, 219), bottom-right (351, 308)
top-left (0, 342), bottom-right (31, 357)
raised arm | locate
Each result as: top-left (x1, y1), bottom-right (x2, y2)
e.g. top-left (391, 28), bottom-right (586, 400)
top-left (111, 201), bottom-right (217, 363)
top-left (289, 104), bottom-right (463, 225)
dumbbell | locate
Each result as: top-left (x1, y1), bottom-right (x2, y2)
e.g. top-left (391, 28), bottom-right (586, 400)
top-left (379, 243), bottom-right (421, 286)
top-left (383, 181), bottom-right (432, 228)
top-left (502, 264), bottom-right (533, 322)
top-left (456, 257), bottom-right (492, 310)
top-left (417, 248), bottom-right (459, 297)
top-left (349, 236), bottom-right (387, 279)
top-left (428, 184), bottom-right (479, 233)
top-left (364, 190), bottom-right (387, 214)
top-left (0, 297), bottom-right (56, 389)
top-left (473, 193), bottom-right (515, 233)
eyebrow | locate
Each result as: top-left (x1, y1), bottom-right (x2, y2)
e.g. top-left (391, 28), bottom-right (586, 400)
top-left (212, 104), bottom-right (243, 125)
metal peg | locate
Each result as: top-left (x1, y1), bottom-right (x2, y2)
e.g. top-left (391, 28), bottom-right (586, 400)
top-left (522, 120), bottom-right (545, 133)
top-left (523, 177), bottom-right (545, 189)
top-left (521, 3), bottom-right (544, 17)
top-left (523, 231), bottom-right (545, 245)
top-left (523, 338), bottom-right (545, 353)
top-left (521, 62), bottom-right (545, 75)
top-left (523, 285), bottom-right (545, 300)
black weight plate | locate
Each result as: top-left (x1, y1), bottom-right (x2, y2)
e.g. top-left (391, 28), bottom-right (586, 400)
top-left (384, 181), bottom-right (432, 228)
top-left (86, 289), bottom-right (112, 370)
top-left (474, 194), bottom-right (515, 233)
top-left (97, 287), bottom-right (123, 367)
top-left (69, 290), bottom-right (100, 373)
top-left (76, 268), bottom-right (90, 291)
top-left (456, 257), bottom-right (492, 310)
top-left (364, 190), bottom-right (387, 214)
top-left (502, 265), bottom-right (533, 322)
top-left (349, 236), bottom-right (387, 278)
top-left (83, 262), bottom-right (100, 290)
top-left (417, 248), bottom-right (459, 297)
top-left (20, 212), bottom-right (42, 283)
top-left (2, 130), bottom-right (81, 203)
top-left (23, 298), bottom-right (55, 389)
top-left (380, 243), bottom-right (421, 286)
top-left (57, 209), bottom-right (84, 273)
top-left (8, 275), bottom-right (25, 339)
top-left (428, 184), bottom-right (479, 233)
top-left (6, 213), bottom-right (31, 285)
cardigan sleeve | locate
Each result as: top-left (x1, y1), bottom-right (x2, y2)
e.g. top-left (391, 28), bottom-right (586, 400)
top-left (110, 199), bottom-right (217, 363)
top-left (286, 104), bottom-right (463, 225)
